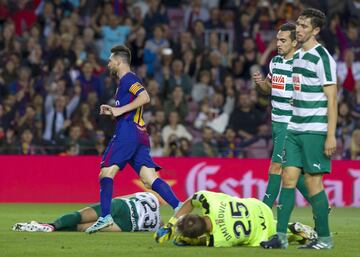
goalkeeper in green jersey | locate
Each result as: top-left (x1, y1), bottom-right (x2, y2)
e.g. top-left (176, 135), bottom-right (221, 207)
top-left (154, 191), bottom-right (316, 247)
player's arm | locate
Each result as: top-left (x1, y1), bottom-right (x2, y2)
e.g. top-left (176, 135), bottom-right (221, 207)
top-left (323, 84), bottom-right (338, 157)
top-left (100, 90), bottom-right (150, 117)
top-left (252, 71), bottom-right (271, 94)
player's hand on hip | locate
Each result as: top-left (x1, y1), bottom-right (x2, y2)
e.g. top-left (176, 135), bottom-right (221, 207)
top-left (99, 104), bottom-right (112, 115)
top-left (324, 135), bottom-right (336, 157)
top-left (154, 217), bottom-right (178, 243)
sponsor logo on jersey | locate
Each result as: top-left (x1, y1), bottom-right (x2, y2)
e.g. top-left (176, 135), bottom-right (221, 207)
top-left (271, 75), bottom-right (286, 90)
top-left (293, 75), bottom-right (301, 91)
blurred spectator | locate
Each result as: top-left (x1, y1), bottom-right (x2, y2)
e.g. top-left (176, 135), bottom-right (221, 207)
top-left (229, 92), bottom-right (264, 139)
top-left (350, 80), bottom-right (360, 120)
top-left (337, 48), bottom-right (360, 94)
top-left (11, 0), bottom-right (37, 36)
top-left (43, 84), bottom-right (81, 142)
top-left (16, 104), bottom-right (37, 132)
top-left (98, 14), bottom-right (131, 62)
top-left (177, 137), bottom-right (192, 157)
top-left (72, 102), bottom-right (96, 139)
top-left (0, 58), bottom-right (17, 96)
top-left (150, 130), bottom-right (164, 157)
top-left (163, 59), bottom-right (193, 97)
top-left (182, 49), bottom-right (198, 78)
top-left (184, 0), bottom-right (209, 31)
top-left (148, 109), bottom-right (166, 133)
top-left (337, 101), bottom-right (355, 153)
top-left (163, 86), bottom-right (188, 122)
top-left (206, 91), bottom-right (234, 134)
top-left (143, 78), bottom-right (162, 121)
top-left (143, 0), bottom-right (169, 38)
top-left (349, 129), bottom-right (360, 160)
top-left (344, 19), bottom-right (360, 61)
top-left (86, 51), bottom-right (106, 76)
top-left (48, 33), bottom-right (76, 69)
top-left (17, 128), bottom-right (45, 155)
top-left (144, 24), bottom-right (169, 76)
top-left (203, 50), bottom-right (228, 88)
top-left (58, 124), bottom-right (89, 155)
top-left (218, 127), bottom-right (243, 158)
top-left (0, 128), bottom-right (17, 154)
top-left (85, 129), bottom-right (106, 156)
top-left (205, 7), bottom-right (225, 29)
top-left (191, 70), bottom-right (215, 103)
top-left (320, 14), bottom-right (342, 57)
top-left (191, 126), bottom-right (218, 157)
top-left (128, 26), bottom-right (146, 67)
top-left (161, 111), bottom-right (192, 145)
top-left (77, 61), bottom-right (103, 101)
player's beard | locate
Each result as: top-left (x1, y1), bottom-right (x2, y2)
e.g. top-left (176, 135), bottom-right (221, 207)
top-left (109, 67), bottom-right (118, 77)
top-left (296, 32), bottom-right (311, 44)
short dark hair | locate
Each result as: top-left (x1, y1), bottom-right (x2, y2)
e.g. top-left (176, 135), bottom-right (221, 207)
top-left (110, 45), bottom-right (131, 65)
top-left (300, 8), bottom-right (326, 29)
top-left (279, 23), bottom-right (296, 41)
top-left (176, 214), bottom-right (207, 238)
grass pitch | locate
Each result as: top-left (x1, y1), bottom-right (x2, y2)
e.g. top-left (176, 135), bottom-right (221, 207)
top-left (0, 204), bottom-right (359, 257)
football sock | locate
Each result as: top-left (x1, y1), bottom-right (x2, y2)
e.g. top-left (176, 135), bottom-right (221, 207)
top-left (276, 188), bottom-right (295, 233)
top-left (309, 190), bottom-right (330, 237)
top-left (296, 174), bottom-right (310, 202)
top-left (52, 211), bottom-right (81, 231)
top-left (263, 174), bottom-right (281, 208)
top-left (151, 178), bottom-right (180, 209)
top-left (100, 177), bottom-right (113, 217)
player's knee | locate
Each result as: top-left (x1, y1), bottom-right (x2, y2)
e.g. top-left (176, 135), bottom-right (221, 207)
top-left (144, 182), bottom-right (152, 189)
top-left (139, 167), bottom-right (158, 188)
top-left (304, 175), bottom-right (324, 195)
top-left (281, 173), bottom-right (297, 188)
top-left (99, 166), bottom-right (118, 179)
top-left (269, 162), bottom-right (282, 174)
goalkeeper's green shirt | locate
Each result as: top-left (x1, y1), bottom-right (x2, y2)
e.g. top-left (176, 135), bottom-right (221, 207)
top-left (191, 191), bottom-right (275, 247)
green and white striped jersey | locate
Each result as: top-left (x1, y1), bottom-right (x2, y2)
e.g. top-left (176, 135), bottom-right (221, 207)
top-left (288, 44), bottom-right (336, 134)
top-left (267, 55), bottom-right (293, 123)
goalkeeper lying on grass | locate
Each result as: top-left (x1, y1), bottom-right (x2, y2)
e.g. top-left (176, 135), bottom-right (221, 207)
top-left (154, 190), bottom-right (317, 247)
top-left (13, 192), bottom-right (161, 233)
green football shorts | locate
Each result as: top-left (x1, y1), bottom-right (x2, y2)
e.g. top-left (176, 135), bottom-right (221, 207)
top-left (283, 131), bottom-right (331, 173)
top-left (271, 122), bottom-right (288, 164)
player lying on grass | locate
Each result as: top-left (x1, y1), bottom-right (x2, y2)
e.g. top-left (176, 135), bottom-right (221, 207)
top-left (154, 191), bottom-right (317, 247)
top-left (13, 192), bottom-right (161, 233)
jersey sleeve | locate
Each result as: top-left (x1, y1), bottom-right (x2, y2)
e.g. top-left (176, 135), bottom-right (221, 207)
top-left (191, 191), bottom-right (211, 214)
top-left (129, 81), bottom-right (145, 96)
top-left (316, 49), bottom-right (337, 86)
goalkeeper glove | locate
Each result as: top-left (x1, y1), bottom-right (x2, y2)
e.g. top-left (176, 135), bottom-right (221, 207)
top-left (172, 235), bottom-right (202, 246)
top-left (154, 216), bottom-right (178, 243)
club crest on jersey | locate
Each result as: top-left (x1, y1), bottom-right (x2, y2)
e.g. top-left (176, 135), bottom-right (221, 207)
top-left (271, 75), bottom-right (286, 90)
top-left (115, 100), bottom-right (120, 106)
top-left (293, 75), bottom-right (301, 91)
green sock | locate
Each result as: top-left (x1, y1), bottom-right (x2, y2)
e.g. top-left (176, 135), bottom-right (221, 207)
top-left (296, 174), bottom-right (310, 202)
top-left (309, 190), bottom-right (330, 237)
top-left (53, 211), bottom-right (81, 231)
top-left (276, 188), bottom-right (295, 234)
top-left (263, 174), bottom-right (281, 208)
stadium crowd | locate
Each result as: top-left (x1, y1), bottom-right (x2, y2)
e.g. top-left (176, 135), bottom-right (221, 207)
top-left (0, 0), bottom-right (359, 159)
